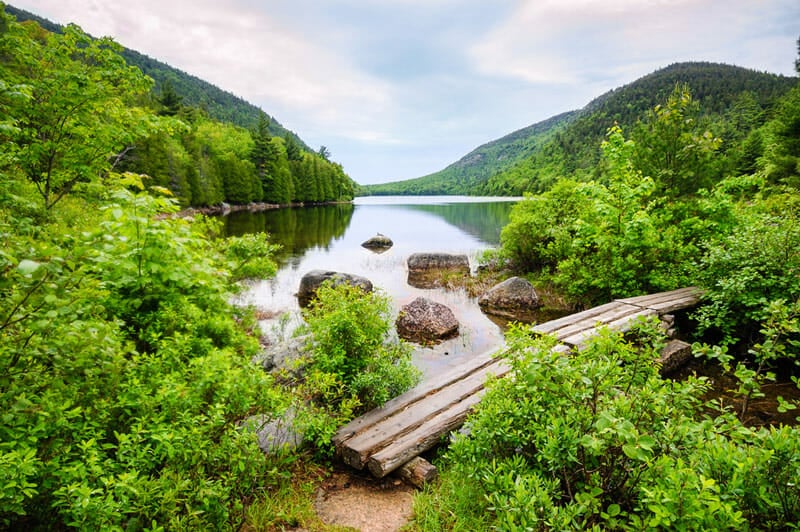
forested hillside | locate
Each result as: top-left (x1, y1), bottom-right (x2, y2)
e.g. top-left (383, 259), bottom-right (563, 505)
top-left (364, 62), bottom-right (796, 196)
top-left (363, 110), bottom-right (578, 195)
top-left (5, 4), bottom-right (306, 142)
top-left (3, 4), bottom-right (353, 208)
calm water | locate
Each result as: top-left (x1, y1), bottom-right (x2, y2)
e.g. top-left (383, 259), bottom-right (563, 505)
top-left (223, 195), bottom-right (520, 377)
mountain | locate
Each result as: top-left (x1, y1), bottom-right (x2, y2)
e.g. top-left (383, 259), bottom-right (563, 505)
top-left (4, 4), bottom-right (310, 150)
top-left (363, 62), bottom-right (797, 196)
top-left (362, 110), bottom-right (578, 195)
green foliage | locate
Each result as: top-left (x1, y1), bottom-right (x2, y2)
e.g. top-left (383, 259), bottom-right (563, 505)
top-left (630, 84), bottom-right (723, 197)
top-left (296, 283), bottom-right (420, 455)
top-left (411, 321), bottom-right (800, 530)
top-left (693, 194), bottom-right (800, 341)
top-left (0, 13), bottom-right (162, 210)
top-left (500, 121), bottom-right (733, 305)
top-left (0, 173), bottom-right (290, 529)
top-left (759, 84), bottom-right (800, 187)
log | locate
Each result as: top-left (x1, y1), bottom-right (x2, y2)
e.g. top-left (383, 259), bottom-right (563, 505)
top-left (340, 358), bottom-right (510, 470)
top-left (398, 457), bottom-right (438, 488)
top-left (332, 348), bottom-right (500, 450)
top-left (367, 389), bottom-right (487, 477)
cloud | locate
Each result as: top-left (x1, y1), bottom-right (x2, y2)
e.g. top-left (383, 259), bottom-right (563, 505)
top-left (469, 0), bottom-right (799, 87)
top-left (11, 0), bottom-right (800, 185)
top-left (21, 0), bottom-right (397, 143)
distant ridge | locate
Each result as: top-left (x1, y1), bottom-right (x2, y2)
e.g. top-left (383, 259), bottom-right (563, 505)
top-left (364, 62), bottom-right (796, 196)
top-left (4, 4), bottom-right (311, 150)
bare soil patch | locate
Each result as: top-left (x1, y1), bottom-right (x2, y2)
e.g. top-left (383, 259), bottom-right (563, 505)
top-left (313, 466), bottom-right (415, 532)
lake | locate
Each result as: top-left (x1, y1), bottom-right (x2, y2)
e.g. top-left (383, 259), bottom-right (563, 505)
top-left (223, 195), bottom-right (521, 377)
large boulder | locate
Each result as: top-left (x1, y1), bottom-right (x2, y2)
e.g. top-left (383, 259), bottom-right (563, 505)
top-left (478, 276), bottom-right (542, 319)
top-left (297, 270), bottom-right (373, 307)
top-left (407, 252), bottom-right (470, 288)
top-left (361, 233), bottom-right (393, 252)
top-left (396, 297), bottom-right (459, 344)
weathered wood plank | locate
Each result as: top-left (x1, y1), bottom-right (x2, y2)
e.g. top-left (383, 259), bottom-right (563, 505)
top-left (367, 390), bottom-right (486, 477)
top-left (562, 308), bottom-right (657, 347)
top-left (531, 301), bottom-right (620, 335)
top-left (341, 358), bottom-right (510, 469)
top-left (332, 348), bottom-right (499, 449)
top-left (618, 287), bottom-right (702, 309)
top-left (545, 303), bottom-right (644, 341)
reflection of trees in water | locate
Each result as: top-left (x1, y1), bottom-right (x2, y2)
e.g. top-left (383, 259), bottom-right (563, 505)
top-left (221, 203), bottom-right (355, 265)
top-left (401, 202), bottom-right (517, 245)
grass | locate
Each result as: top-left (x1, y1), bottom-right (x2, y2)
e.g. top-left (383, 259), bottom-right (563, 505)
top-left (242, 458), bottom-right (353, 532)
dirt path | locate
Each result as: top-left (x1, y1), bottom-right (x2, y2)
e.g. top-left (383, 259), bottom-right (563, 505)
top-left (313, 467), bottom-right (416, 532)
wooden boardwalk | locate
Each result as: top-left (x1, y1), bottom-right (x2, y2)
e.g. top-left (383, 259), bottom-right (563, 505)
top-left (332, 287), bottom-right (702, 479)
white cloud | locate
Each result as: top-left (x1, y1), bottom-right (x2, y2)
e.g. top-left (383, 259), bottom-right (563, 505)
top-left (11, 0), bottom-right (800, 184)
top-left (21, 0), bottom-right (397, 143)
top-left (469, 0), bottom-right (798, 87)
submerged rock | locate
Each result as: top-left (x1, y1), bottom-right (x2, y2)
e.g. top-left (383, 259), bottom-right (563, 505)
top-left (407, 252), bottom-right (470, 288)
top-left (396, 297), bottom-right (459, 344)
top-left (478, 276), bottom-right (542, 319)
top-left (361, 233), bottom-right (393, 251)
top-left (297, 270), bottom-right (373, 307)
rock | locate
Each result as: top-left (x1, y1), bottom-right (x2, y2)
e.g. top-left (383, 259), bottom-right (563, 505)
top-left (297, 270), bottom-right (373, 308)
top-left (362, 233), bottom-right (393, 251)
top-left (407, 252), bottom-right (469, 273)
top-left (241, 409), bottom-right (303, 454)
top-left (658, 339), bottom-right (693, 376)
top-left (396, 297), bottom-right (459, 344)
top-left (407, 252), bottom-right (470, 288)
top-left (252, 334), bottom-right (311, 376)
top-left (478, 276), bottom-right (542, 319)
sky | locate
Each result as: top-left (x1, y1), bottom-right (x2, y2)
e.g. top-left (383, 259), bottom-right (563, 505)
top-left (12, 0), bottom-right (800, 185)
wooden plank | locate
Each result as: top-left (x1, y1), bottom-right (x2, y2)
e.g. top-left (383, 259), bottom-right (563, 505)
top-left (546, 303), bottom-right (644, 341)
top-left (332, 348), bottom-right (499, 448)
top-left (340, 358), bottom-right (510, 469)
top-left (644, 294), bottom-right (702, 313)
top-left (618, 287), bottom-right (701, 309)
top-left (562, 308), bottom-right (656, 348)
top-left (367, 389), bottom-right (487, 477)
top-left (531, 301), bottom-right (621, 335)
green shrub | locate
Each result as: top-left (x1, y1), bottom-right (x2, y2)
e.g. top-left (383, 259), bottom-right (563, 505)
top-left (411, 319), bottom-right (800, 530)
top-left (0, 182), bottom-right (290, 529)
top-left (296, 283), bottom-right (420, 455)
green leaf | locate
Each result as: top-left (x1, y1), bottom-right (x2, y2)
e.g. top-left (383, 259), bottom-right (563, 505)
top-left (17, 259), bottom-right (41, 276)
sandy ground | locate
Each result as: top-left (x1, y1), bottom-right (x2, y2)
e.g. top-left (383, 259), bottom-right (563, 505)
top-left (313, 468), bottom-right (416, 532)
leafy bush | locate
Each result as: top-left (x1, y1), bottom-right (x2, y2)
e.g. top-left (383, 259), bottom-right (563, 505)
top-left (694, 193), bottom-right (800, 343)
top-left (0, 181), bottom-right (290, 529)
top-left (411, 320), bottom-right (800, 530)
top-left (296, 283), bottom-right (421, 455)
top-left (500, 124), bottom-right (732, 305)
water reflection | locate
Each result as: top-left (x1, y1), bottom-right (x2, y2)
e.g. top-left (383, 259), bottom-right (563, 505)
top-left (223, 196), bottom-right (521, 378)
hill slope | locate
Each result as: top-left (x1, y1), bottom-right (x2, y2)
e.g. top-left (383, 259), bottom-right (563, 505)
top-left (5, 4), bottom-right (310, 150)
top-left (364, 62), bottom-right (796, 196)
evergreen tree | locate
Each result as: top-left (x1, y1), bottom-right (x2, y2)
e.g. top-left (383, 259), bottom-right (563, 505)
top-left (157, 80), bottom-right (183, 116)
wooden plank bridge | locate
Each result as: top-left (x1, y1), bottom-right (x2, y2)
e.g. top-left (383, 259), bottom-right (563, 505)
top-left (332, 287), bottom-right (702, 481)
